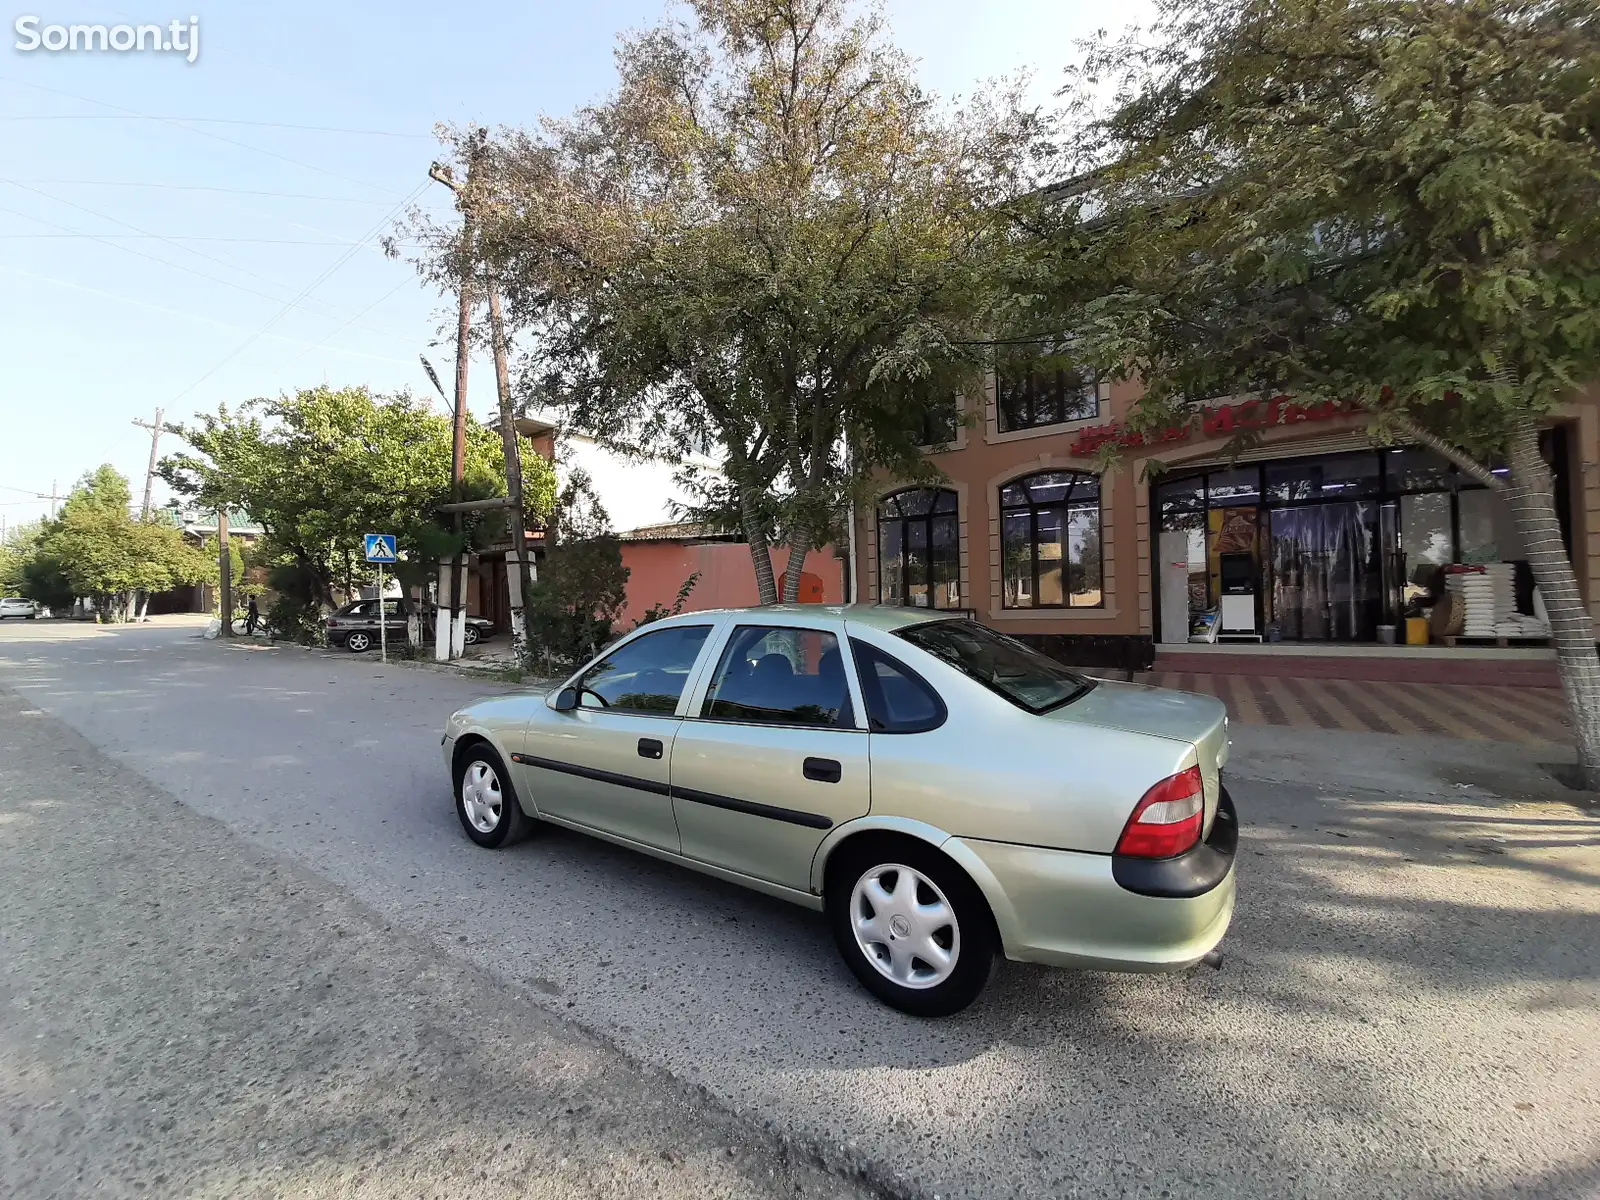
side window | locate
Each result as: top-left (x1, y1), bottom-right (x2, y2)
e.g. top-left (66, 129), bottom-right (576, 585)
top-left (702, 626), bottom-right (854, 729)
top-left (850, 639), bottom-right (947, 733)
top-left (381, 599), bottom-right (404, 617)
top-left (350, 600), bottom-right (377, 617)
top-left (577, 625), bottom-right (712, 715)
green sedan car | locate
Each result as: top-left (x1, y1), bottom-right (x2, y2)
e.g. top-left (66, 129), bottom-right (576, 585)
top-left (442, 605), bottom-right (1237, 1016)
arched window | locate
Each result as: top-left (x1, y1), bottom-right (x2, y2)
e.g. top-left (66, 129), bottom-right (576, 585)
top-left (1000, 471), bottom-right (1102, 609)
top-left (877, 488), bottom-right (960, 609)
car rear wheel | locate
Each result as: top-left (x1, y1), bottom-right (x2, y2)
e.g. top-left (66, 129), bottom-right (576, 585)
top-left (452, 743), bottom-right (532, 849)
top-left (827, 838), bottom-right (996, 1017)
top-left (344, 631), bottom-right (372, 653)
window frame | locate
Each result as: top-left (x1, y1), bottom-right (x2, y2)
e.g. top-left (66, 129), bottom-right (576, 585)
top-left (567, 621), bottom-right (717, 719)
top-left (691, 623), bottom-right (865, 732)
top-left (999, 470), bottom-right (1105, 610)
top-left (876, 487), bottom-right (962, 610)
top-left (994, 360), bottom-right (1104, 434)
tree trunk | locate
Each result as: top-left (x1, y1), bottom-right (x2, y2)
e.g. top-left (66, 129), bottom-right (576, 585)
top-left (1504, 418), bottom-right (1600, 787)
top-left (486, 284), bottom-right (535, 659)
top-left (137, 592), bottom-right (149, 622)
top-left (739, 482), bottom-right (778, 605)
top-left (781, 525), bottom-right (810, 603)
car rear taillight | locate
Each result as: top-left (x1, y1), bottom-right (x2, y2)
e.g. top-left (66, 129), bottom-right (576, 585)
top-left (1115, 766), bottom-right (1205, 859)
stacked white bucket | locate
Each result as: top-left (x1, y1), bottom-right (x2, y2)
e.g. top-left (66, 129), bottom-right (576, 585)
top-left (1446, 564), bottom-right (1518, 637)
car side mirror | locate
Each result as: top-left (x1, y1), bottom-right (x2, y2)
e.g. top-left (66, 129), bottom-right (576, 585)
top-left (552, 686), bottom-right (578, 712)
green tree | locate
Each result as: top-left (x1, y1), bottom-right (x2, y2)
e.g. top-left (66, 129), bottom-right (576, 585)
top-left (161, 385), bottom-right (556, 618)
top-left (419, 0), bottom-right (1045, 604)
top-left (23, 467), bottom-right (208, 620)
top-left (1037, 0), bottom-right (1600, 781)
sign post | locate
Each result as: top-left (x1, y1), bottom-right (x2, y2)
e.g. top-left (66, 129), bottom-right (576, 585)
top-left (363, 534), bottom-right (399, 665)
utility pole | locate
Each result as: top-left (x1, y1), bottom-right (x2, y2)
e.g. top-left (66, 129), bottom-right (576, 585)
top-left (131, 408), bottom-right (170, 520)
top-left (217, 508), bottom-right (233, 638)
top-left (430, 138), bottom-right (534, 658)
top-left (48, 480), bottom-right (59, 518)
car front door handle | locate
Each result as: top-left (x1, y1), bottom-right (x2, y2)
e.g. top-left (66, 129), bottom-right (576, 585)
top-left (803, 757), bottom-right (842, 783)
top-left (638, 738), bottom-right (664, 760)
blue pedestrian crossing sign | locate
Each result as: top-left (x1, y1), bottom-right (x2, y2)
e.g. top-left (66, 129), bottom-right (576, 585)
top-left (363, 533), bottom-right (398, 564)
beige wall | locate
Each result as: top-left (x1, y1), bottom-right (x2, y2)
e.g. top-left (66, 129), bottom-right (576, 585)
top-left (854, 378), bottom-right (1600, 636)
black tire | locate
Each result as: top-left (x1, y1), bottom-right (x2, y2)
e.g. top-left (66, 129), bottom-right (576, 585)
top-left (826, 836), bottom-right (997, 1018)
top-left (452, 741), bottom-right (533, 849)
top-left (463, 624), bottom-right (481, 645)
top-left (345, 631), bottom-right (372, 653)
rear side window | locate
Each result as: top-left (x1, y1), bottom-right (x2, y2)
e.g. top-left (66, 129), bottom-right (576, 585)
top-left (702, 625), bottom-right (854, 728)
top-left (850, 640), bottom-right (946, 733)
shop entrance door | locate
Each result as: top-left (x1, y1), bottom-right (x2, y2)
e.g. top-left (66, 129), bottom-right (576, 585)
top-left (1267, 502), bottom-right (1381, 641)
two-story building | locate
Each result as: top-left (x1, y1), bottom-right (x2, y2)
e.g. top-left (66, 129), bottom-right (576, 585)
top-left (853, 367), bottom-right (1600, 671)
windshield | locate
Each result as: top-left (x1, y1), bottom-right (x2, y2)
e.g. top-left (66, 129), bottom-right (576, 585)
top-left (895, 620), bottom-right (1094, 714)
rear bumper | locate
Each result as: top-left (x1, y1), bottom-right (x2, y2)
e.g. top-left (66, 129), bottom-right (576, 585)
top-left (948, 794), bottom-right (1237, 972)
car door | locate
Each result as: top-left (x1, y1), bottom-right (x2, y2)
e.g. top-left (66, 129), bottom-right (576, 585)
top-left (518, 622), bottom-right (717, 852)
top-left (670, 622), bottom-right (870, 892)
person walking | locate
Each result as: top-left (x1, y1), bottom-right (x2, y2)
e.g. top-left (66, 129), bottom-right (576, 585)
top-left (245, 595), bottom-right (260, 636)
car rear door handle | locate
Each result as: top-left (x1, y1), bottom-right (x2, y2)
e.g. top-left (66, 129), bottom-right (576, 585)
top-left (803, 757), bottom-right (842, 783)
top-left (638, 738), bottom-right (664, 760)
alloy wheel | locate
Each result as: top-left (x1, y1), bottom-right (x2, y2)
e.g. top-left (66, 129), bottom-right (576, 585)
top-left (849, 863), bottom-right (961, 989)
top-left (459, 760), bottom-right (503, 833)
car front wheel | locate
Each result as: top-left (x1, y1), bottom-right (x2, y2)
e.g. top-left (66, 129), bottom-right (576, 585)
top-left (463, 624), bottom-right (481, 645)
top-left (827, 838), bottom-right (997, 1017)
top-left (453, 743), bottom-right (532, 848)
top-left (344, 631), bottom-right (372, 652)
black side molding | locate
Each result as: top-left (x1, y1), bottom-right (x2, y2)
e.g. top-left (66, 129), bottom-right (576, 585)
top-left (670, 786), bottom-right (833, 830)
top-left (1112, 785), bottom-right (1238, 899)
top-left (510, 752), bottom-right (833, 830)
top-left (511, 753), bottom-right (671, 797)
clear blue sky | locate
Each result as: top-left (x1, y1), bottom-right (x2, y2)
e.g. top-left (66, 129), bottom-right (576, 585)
top-left (0, 0), bottom-right (1150, 529)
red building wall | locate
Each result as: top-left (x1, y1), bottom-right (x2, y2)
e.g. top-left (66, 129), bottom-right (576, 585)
top-left (617, 540), bottom-right (844, 629)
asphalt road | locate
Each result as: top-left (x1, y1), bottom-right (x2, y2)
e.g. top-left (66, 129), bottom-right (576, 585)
top-left (2, 619), bottom-right (1597, 1199)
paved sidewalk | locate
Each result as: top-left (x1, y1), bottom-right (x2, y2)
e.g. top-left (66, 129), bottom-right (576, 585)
top-left (1151, 670), bottom-right (1570, 746)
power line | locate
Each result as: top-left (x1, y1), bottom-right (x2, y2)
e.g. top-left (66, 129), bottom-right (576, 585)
top-left (0, 76), bottom-right (401, 197)
top-left (0, 264), bottom-right (419, 368)
top-left (0, 233), bottom-right (382, 244)
top-left (13, 181), bottom-right (395, 203)
top-left (3, 114), bottom-right (432, 138)
top-left (1, 181), bottom-right (418, 340)
top-left (166, 178), bottom-right (432, 404)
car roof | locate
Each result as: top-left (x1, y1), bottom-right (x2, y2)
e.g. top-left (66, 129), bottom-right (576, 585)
top-left (644, 604), bottom-right (956, 634)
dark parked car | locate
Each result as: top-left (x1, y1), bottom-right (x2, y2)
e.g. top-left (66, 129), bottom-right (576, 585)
top-left (325, 598), bottom-right (495, 652)
top-left (325, 598), bottom-right (407, 653)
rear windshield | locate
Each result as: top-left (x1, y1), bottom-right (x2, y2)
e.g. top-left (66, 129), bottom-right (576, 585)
top-left (895, 620), bottom-right (1094, 714)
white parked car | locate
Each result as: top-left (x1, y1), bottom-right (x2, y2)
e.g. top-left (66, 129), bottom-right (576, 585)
top-left (0, 598), bottom-right (40, 620)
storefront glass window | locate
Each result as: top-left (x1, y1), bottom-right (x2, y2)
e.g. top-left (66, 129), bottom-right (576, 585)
top-left (1265, 453), bottom-right (1380, 502)
top-left (1399, 492), bottom-right (1453, 601)
top-left (1456, 489), bottom-right (1500, 564)
top-left (877, 489), bottom-right (961, 608)
top-left (1206, 467), bottom-right (1260, 507)
top-left (999, 471), bottom-right (1103, 609)
top-left (1386, 447), bottom-right (1454, 492)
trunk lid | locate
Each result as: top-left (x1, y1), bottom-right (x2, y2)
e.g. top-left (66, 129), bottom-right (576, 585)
top-left (1047, 681), bottom-right (1230, 833)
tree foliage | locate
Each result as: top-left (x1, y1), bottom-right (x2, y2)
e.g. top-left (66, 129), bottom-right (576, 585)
top-left (1031, 0), bottom-right (1600, 778)
top-left (405, 0), bottom-right (1048, 603)
top-left (160, 385), bottom-right (557, 610)
top-left (524, 471), bottom-right (630, 671)
top-left (12, 466), bottom-right (210, 620)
